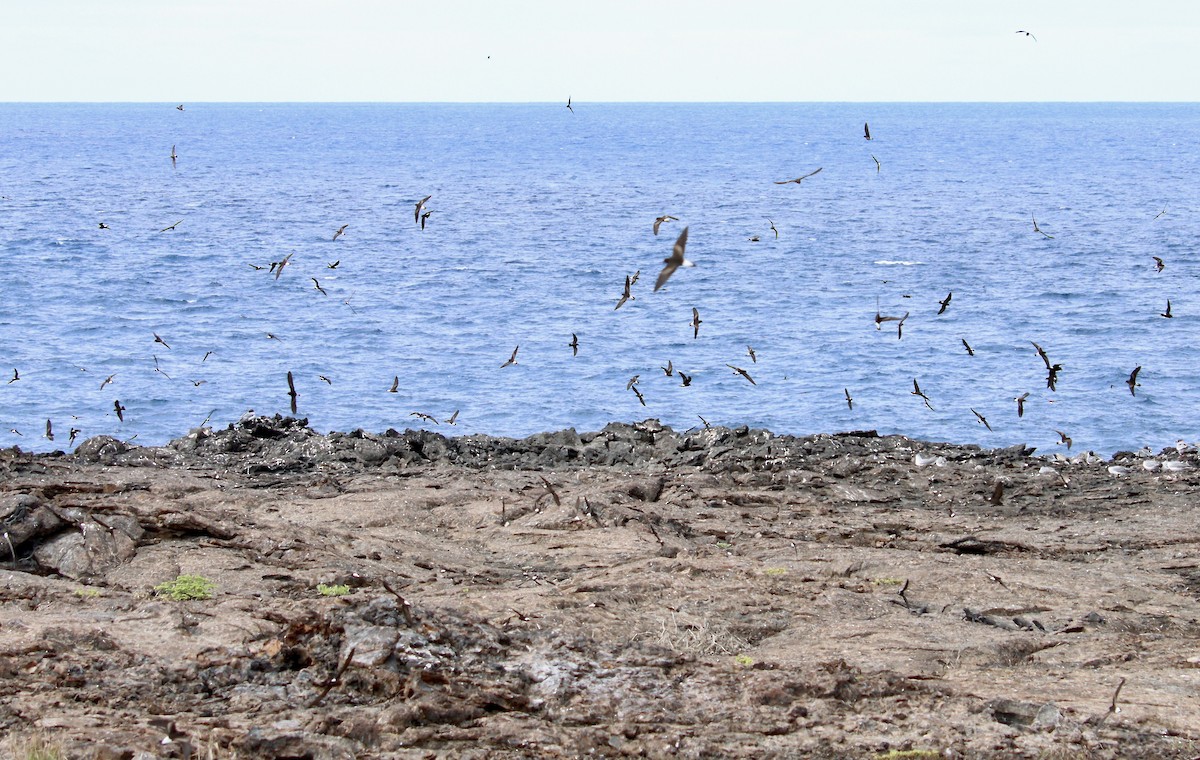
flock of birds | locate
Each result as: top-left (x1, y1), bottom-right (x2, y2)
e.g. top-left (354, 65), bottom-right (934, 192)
top-left (1, 80), bottom-right (1190, 457)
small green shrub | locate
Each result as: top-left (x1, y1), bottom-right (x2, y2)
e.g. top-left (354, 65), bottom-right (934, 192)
top-left (317, 583), bottom-right (351, 597)
top-left (154, 575), bottom-right (215, 601)
top-left (734, 654), bottom-right (755, 666)
top-left (73, 587), bottom-right (102, 599)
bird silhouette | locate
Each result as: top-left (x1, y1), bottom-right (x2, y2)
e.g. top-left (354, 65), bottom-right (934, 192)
top-left (154, 333), bottom-right (171, 350)
top-left (679, 371), bottom-right (692, 387)
top-left (287, 371), bottom-right (298, 414)
top-left (389, 376), bottom-right (399, 393)
top-left (774, 168), bottom-right (822, 185)
top-left (864, 122), bottom-right (872, 140)
top-left (844, 388), bottom-right (853, 410)
top-left (654, 227), bottom-right (694, 291)
top-left (690, 307), bottom-right (702, 339)
top-left (1015, 30), bottom-right (1037, 41)
top-left (726, 364), bottom-right (756, 385)
top-left (1032, 216), bottom-right (1054, 238)
top-left (962, 338), bottom-right (975, 356)
top-left (1127, 366), bottom-right (1141, 396)
top-left (114, 399), bottom-right (126, 422)
top-left (414, 195), bottom-right (432, 224)
top-left (937, 292), bottom-right (952, 315)
top-left (501, 346), bottom-right (519, 368)
top-left (653, 215), bottom-right (678, 236)
top-left (332, 224), bottom-right (348, 241)
top-left (1152, 256), bottom-right (1165, 272)
top-left (631, 385), bottom-right (646, 406)
top-left (159, 220), bottom-right (183, 233)
top-left (1015, 392), bottom-right (1029, 418)
top-left (566, 97), bottom-right (574, 113)
top-left (1161, 300), bottom-right (1172, 318)
top-left (1055, 430), bottom-right (1073, 449)
top-left (569, 333), bottom-right (579, 356)
top-left (911, 379), bottom-right (934, 410)
top-left (312, 278), bottom-right (327, 296)
top-left (615, 274), bottom-right (634, 310)
top-left (971, 409), bottom-right (993, 432)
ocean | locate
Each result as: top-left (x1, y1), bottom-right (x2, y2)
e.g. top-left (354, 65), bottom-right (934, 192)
top-left (0, 102), bottom-right (1196, 456)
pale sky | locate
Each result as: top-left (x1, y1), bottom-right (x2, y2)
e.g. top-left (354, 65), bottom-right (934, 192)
top-left (1, 0), bottom-right (1196, 102)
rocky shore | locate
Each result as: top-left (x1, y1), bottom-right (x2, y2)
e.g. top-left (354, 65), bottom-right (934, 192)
top-left (3, 416), bottom-right (1199, 758)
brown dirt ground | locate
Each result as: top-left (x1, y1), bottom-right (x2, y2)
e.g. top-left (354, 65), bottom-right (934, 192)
top-left (3, 427), bottom-right (1200, 759)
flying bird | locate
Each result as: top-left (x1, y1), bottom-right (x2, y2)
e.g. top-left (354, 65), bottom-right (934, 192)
top-left (896, 311), bottom-right (910, 340)
top-left (1127, 366), bottom-right (1141, 396)
top-left (971, 408), bottom-right (993, 432)
top-left (332, 224), bottom-right (349, 241)
top-left (202, 351), bottom-right (213, 362)
top-left (937, 292), bottom-right (952, 315)
top-left (445, 410), bottom-right (459, 425)
top-left (747, 346), bottom-right (757, 363)
top-left (844, 388), bottom-right (853, 410)
top-left (328, 260), bottom-right (340, 269)
top-left (872, 155), bottom-right (881, 173)
top-left (159, 220), bottom-right (183, 233)
top-left (679, 371), bottom-right (692, 387)
top-left (98, 222), bottom-right (110, 229)
top-left (726, 364), bottom-right (756, 385)
top-left (661, 360), bottom-right (674, 376)
top-left (911, 379), bottom-right (934, 410)
top-left (1015, 392), bottom-right (1029, 418)
top-left (7, 368), bottom-right (17, 384)
top-left (569, 333), bottom-right (579, 356)
top-left (318, 375), bottom-right (332, 384)
top-left (1153, 208), bottom-right (1167, 220)
top-left (100, 373), bottom-right (116, 390)
top-left (654, 226), bottom-right (694, 292)
top-left (114, 399), bottom-right (125, 422)
top-left (566, 97), bottom-right (574, 113)
top-left (1015, 30), bottom-right (1037, 41)
top-left (863, 122), bottom-right (872, 140)
top-left (389, 376), bottom-right (399, 393)
top-left (153, 332), bottom-right (171, 350)
top-left (312, 278), bottom-right (327, 296)
top-left (69, 428), bottom-right (80, 445)
top-left (962, 338), bottom-right (975, 356)
top-left (631, 385), bottom-right (646, 406)
top-left (176, 104), bottom-right (185, 111)
top-left (690, 307), bottom-right (702, 339)
top-left (414, 195), bottom-right (432, 224)
top-left (768, 219), bottom-right (778, 239)
top-left (1152, 256), bottom-right (1165, 272)
top-left (748, 235), bottom-right (760, 242)
top-left (1055, 430), bottom-right (1073, 449)
top-left (774, 168), bottom-right (822, 185)
top-left (653, 215), bottom-right (679, 236)
top-left (170, 144), bottom-right (177, 167)
top-left (45, 419), bottom-right (53, 441)
top-left (626, 375), bottom-right (640, 390)
top-left (287, 371), bottom-right (298, 414)
top-left (410, 412), bottom-right (438, 425)
top-left (1032, 216), bottom-right (1054, 239)
top-left (615, 274), bottom-right (634, 310)
top-left (420, 210), bottom-right (433, 229)
top-left (274, 252), bottom-right (293, 280)
top-left (1161, 300), bottom-right (1172, 318)
top-left (501, 346), bottom-right (519, 368)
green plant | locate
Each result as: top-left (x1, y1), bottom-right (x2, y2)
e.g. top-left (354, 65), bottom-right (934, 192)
top-left (762, 567), bottom-right (788, 576)
top-left (154, 575), bottom-right (215, 601)
top-left (316, 583), bottom-right (351, 597)
top-left (734, 654), bottom-right (755, 666)
top-left (73, 587), bottom-right (102, 598)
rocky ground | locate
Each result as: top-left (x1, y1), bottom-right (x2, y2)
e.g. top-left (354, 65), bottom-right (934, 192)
top-left (2, 415), bottom-right (1200, 759)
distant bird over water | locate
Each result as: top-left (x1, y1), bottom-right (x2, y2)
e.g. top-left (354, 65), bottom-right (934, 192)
top-left (159, 220), bottom-right (183, 233)
top-left (911, 379), bottom-right (934, 410)
top-left (615, 274), bottom-right (634, 310)
top-left (768, 219), bottom-right (778, 239)
top-left (414, 195), bottom-right (431, 224)
top-left (937, 292), bottom-right (952, 315)
top-left (1015, 392), bottom-right (1029, 418)
top-left (170, 144), bottom-right (177, 167)
top-left (1152, 256), bottom-right (1165, 273)
top-left (844, 388), bottom-right (853, 410)
top-left (774, 168), bottom-right (822, 185)
top-left (1032, 216), bottom-right (1054, 238)
top-left (501, 346), bottom-right (519, 368)
top-left (7, 368), bottom-right (17, 384)
top-left (971, 408), bottom-right (993, 432)
top-left (287, 371), bottom-right (298, 414)
top-left (332, 224), bottom-right (348, 241)
top-left (569, 333), bottom-right (579, 356)
top-left (654, 227), bottom-right (693, 292)
top-left (566, 97), bottom-right (574, 114)
top-left (114, 399), bottom-right (126, 422)
top-left (1127, 366), bottom-right (1142, 396)
top-left (1161, 300), bottom-right (1172, 318)
top-left (1015, 30), bottom-right (1037, 41)
top-left (653, 215), bottom-right (678, 236)
top-left (726, 364), bottom-right (756, 385)
top-left (690, 307), bottom-right (702, 339)
top-left (863, 122), bottom-right (872, 140)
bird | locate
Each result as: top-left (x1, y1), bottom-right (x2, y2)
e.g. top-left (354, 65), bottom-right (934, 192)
top-left (653, 215), bottom-right (679, 236)
top-left (937, 292), bottom-right (952, 315)
top-left (501, 346), bottom-right (519, 368)
top-left (566, 97), bottom-right (574, 113)
top-left (100, 373), bottom-right (116, 390)
top-left (410, 412), bottom-right (438, 425)
top-left (159, 220), bottom-right (183, 233)
top-left (748, 235), bottom-right (761, 242)
top-left (286, 371), bottom-right (298, 414)
top-left (98, 222), bottom-right (109, 229)
top-left (170, 144), bottom-right (177, 167)
top-left (114, 399), bottom-right (126, 422)
top-left (1032, 216), bottom-right (1054, 238)
top-left (629, 269), bottom-right (641, 286)
top-left (864, 122), bottom-right (872, 140)
top-left (414, 195), bottom-right (432, 224)
top-left (631, 385), bottom-right (646, 406)
top-left (318, 375), bottom-right (332, 384)
top-left (844, 388), bottom-right (854, 410)
top-left (202, 351), bottom-right (213, 362)
top-left (690, 307), bottom-right (702, 339)
top-left (332, 224), bottom-right (348, 241)
top-left (962, 338), bottom-right (975, 356)
top-left (190, 379), bottom-right (206, 387)
top-left (1055, 430), bottom-right (1073, 449)
top-left (7, 368), bottom-right (17, 384)
top-left (274, 252), bottom-right (293, 280)
top-left (569, 333), bottom-right (579, 356)
top-left (445, 410), bottom-right (459, 425)
top-left (679, 371), bottom-right (692, 387)
top-left (747, 346), bottom-right (757, 363)
top-left (312, 278), bottom-right (327, 296)
top-left (1015, 392), bottom-right (1029, 418)
top-left (1127, 366), bottom-right (1141, 396)
top-left (1161, 300), bottom-right (1172, 318)
top-left (248, 263), bottom-right (265, 271)
top-left (1153, 208), bottom-right (1167, 220)
top-left (871, 155), bottom-right (881, 173)
top-left (1032, 341), bottom-right (1062, 390)
top-left (971, 408), bottom-right (993, 432)
top-left (1015, 30), bottom-right (1037, 41)
top-left (328, 260), bottom-right (340, 269)
top-left (153, 332), bottom-right (171, 349)
top-left (176, 104), bottom-right (185, 111)
top-left (266, 333), bottom-right (282, 342)
top-left (1152, 256), bottom-right (1165, 272)
top-left (726, 364), bottom-right (756, 385)
top-left (774, 168), bottom-right (822, 185)
top-left (152, 355), bottom-right (171, 379)
top-left (45, 419), bottom-right (53, 441)
top-left (69, 428), bottom-right (80, 445)
top-left (896, 311), bottom-right (910, 340)
top-left (615, 274), bottom-right (634, 310)
top-left (654, 227), bottom-right (694, 292)
top-left (768, 219), bottom-right (778, 239)
top-left (911, 379), bottom-right (934, 410)
top-left (661, 360), bottom-right (674, 376)
top-left (626, 375), bottom-right (640, 390)
top-left (420, 210), bottom-right (433, 229)
top-left (697, 415), bottom-right (711, 429)
top-left (389, 376), bottom-right (399, 393)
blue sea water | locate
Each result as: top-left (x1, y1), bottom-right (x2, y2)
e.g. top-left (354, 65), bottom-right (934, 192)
top-left (0, 103), bottom-right (1196, 457)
